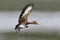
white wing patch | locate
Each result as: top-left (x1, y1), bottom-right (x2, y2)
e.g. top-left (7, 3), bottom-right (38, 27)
top-left (19, 24), bottom-right (25, 28)
top-left (22, 6), bottom-right (32, 17)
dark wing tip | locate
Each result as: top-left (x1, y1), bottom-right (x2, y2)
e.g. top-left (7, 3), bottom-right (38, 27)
top-left (27, 3), bottom-right (34, 7)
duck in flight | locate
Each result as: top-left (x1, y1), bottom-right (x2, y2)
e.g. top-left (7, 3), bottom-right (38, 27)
top-left (15, 3), bottom-right (38, 33)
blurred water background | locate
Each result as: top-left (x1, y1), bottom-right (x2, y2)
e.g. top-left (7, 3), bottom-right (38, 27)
top-left (0, 11), bottom-right (60, 33)
top-left (0, 0), bottom-right (60, 40)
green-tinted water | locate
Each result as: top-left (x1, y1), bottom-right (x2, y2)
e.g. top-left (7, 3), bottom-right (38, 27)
top-left (0, 32), bottom-right (60, 40)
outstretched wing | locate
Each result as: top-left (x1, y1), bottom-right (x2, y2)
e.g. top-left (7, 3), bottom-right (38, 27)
top-left (19, 4), bottom-right (33, 20)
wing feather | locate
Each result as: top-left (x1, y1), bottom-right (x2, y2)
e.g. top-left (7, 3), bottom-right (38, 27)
top-left (18, 4), bottom-right (33, 24)
top-left (19, 4), bottom-right (33, 19)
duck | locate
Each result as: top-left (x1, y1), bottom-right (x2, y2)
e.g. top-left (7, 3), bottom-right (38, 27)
top-left (15, 3), bottom-right (38, 33)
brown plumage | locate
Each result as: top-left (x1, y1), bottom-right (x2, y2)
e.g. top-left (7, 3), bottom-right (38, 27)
top-left (15, 3), bottom-right (38, 33)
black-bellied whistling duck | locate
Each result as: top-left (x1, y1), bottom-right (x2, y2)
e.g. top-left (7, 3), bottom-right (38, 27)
top-left (15, 3), bottom-right (38, 33)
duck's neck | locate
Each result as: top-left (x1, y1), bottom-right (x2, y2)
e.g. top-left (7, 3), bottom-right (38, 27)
top-left (28, 21), bottom-right (37, 24)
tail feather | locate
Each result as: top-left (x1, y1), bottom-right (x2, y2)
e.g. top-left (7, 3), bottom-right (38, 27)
top-left (15, 24), bottom-right (19, 30)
